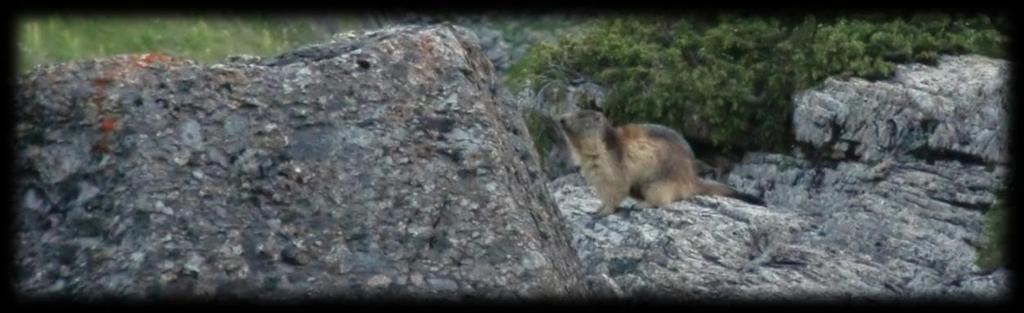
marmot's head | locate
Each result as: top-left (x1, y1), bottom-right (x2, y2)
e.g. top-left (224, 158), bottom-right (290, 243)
top-left (559, 110), bottom-right (611, 139)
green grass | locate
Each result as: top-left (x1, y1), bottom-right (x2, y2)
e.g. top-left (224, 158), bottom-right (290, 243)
top-left (16, 15), bottom-right (364, 74)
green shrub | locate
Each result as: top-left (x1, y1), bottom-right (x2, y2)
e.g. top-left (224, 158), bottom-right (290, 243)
top-left (977, 199), bottom-right (1009, 271)
top-left (524, 107), bottom-right (558, 162)
top-left (508, 14), bottom-right (1008, 153)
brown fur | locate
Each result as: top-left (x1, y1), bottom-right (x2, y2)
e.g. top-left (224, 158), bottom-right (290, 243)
top-left (558, 110), bottom-right (762, 217)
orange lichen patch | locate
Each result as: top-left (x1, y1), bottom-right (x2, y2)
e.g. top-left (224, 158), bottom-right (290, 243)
top-left (135, 53), bottom-right (174, 67)
top-left (93, 116), bottom-right (119, 155)
top-left (88, 54), bottom-right (173, 112)
top-left (90, 78), bottom-right (113, 111)
top-left (99, 116), bottom-right (118, 133)
top-left (92, 76), bottom-right (114, 88)
top-left (82, 54), bottom-right (189, 125)
top-left (95, 54), bottom-right (178, 86)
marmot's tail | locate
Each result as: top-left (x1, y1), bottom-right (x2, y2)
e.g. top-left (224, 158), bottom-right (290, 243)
top-left (697, 179), bottom-right (765, 206)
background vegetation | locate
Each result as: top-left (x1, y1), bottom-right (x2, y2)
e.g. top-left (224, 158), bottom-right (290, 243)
top-left (978, 197), bottom-right (1010, 271)
top-left (507, 13), bottom-right (1008, 153)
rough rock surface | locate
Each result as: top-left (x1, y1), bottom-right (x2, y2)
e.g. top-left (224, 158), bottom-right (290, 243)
top-left (792, 55), bottom-right (1010, 164)
top-left (14, 24), bottom-right (589, 300)
top-left (364, 13), bottom-right (585, 75)
top-left (730, 55), bottom-right (1010, 299)
top-left (548, 55), bottom-right (1010, 301)
top-left (361, 13), bottom-right (602, 180)
top-left (552, 169), bottom-right (1008, 301)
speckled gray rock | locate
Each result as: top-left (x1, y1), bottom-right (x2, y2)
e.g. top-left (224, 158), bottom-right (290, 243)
top-left (361, 13), bottom-right (586, 76)
top-left (718, 55), bottom-right (1011, 300)
top-left (14, 24), bottom-right (588, 300)
top-left (727, 153), bottom-right (1008, 295)
top-left (359, 14), bottom-right (516, 72)
top-left (551, 172), bottom-right (1009, 301)
top-left (359, 13), bottom-right (597, 181)
top-left (793, 54), bottom-right (1009, 164)
top-left (728, 153), bottom-right (1006, 218)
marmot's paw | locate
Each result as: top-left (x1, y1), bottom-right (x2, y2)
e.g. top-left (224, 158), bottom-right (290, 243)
top-left (632, 201), bottom-right (657, 210)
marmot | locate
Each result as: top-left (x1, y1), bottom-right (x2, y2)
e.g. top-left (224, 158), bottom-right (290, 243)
top-left (558, 110), bottom-right (764, 217)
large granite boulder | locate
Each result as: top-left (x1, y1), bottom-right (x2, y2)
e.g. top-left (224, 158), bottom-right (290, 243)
top-left (14, 24), bottom-right (589, 300)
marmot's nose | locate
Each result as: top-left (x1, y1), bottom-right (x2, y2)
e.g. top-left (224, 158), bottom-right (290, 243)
top-left (559, 117), bottom-right (567, 127)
